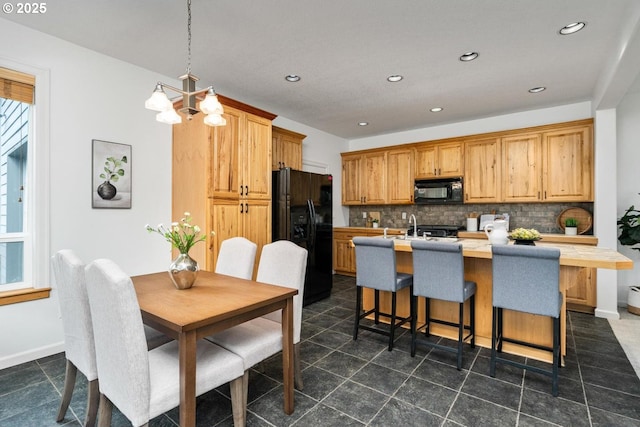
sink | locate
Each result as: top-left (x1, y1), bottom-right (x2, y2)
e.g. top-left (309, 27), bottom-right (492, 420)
top-left (382, 235), bottom-right (459, 243)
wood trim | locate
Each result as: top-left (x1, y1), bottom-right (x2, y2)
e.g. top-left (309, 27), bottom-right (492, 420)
top-left (341, 118), bottom-right (594, 157)
top-left (0, 67), bottom-right (35, 85)
top-left (174, 95), bottom-right (277, 121)
top-left (272, 125), bottom-right (306, 140)
top-left (0, 287), bottom-right (51, 306)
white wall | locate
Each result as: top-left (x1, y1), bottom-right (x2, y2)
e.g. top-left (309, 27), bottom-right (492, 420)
top-left (0, 19), bottom-right (174, 368)
top-left (616, 80), bottom-right (640, 303)
top-left (349, 102), bottom-right (592, 150)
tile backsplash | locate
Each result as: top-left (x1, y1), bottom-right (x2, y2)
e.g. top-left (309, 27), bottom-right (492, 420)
top-left (348, 202), bottom-right (594, 234)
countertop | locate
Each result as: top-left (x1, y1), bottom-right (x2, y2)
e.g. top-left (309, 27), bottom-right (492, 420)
top-left (334, 227), bottom-right (631, 270)
top-left (390, 237), bottom-right (632, 270)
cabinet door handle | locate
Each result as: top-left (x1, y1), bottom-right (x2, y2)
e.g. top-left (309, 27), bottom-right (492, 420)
top-left (245, 203), bottom-right (249, 212)
top-left (438, 168), bottom-right (441, 175)
top-left (434, 168), bottom-right (437, 175)
top-left (240, 203), bottom-right (244, 213)
top-left (240, 185), bottom-right (244, 196)
top-left (245, 185), bottom-right (249, 195)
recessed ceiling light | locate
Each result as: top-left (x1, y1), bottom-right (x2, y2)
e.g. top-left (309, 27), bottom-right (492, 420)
top-left (528, 86), bottom-right (546, 93)
top-left (387, 75), bottom-right (403, 82)
top-left (459, 52), bottom-right (479, 62)
top-left (430, 107), bottom-right (443, 112)
top-left (358, 122), bottom-right (369, 126)
top-left (559, 22), bottom-right (586, 35)
top-left (285, 74), bottom-right (301, 82)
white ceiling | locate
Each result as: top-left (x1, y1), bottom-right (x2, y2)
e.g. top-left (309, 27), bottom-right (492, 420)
top-left (4, 0), bottom-right (640, 139)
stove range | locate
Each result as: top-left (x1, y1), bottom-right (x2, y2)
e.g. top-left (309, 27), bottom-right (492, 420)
top-left (407, 224), bottom-right (463, 238)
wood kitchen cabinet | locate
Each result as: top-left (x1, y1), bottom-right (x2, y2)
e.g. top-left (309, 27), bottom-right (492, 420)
top-left (502, 133), bottom-right (543, 202)
top-left (387, 148), bottom-right (415, 204)
top-left (543, 125), bottom-right (593, 202)
top-left (464, 137), bottom-right (501, 203)
top-left (501, 125), bottom-right (593, 202)
top-left (173, 98), bottom-right (275, 273)
top-left (341, 151), bottom-right (387, 205)
top-left (415, 141), bottom-right (463, 179)
top-left (272, 126), bottom-right (304, 170)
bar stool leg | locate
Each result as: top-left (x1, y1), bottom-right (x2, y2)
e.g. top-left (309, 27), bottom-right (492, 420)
top-left (457, 301), bottom-right (464, 370)
top-left (353, 286), bottom-right (362, 341)
top-left (552, 316), bottom-right (560, 397)
top-left (388, 292), bottom-right (397, 351)
top-left (424, 297), bottom-right (431, 337)
top-left (490, 307), bottom-right (498, 377)
top-left (497, 307), bottom-right (504, 353)
top-left (410, 294), bottom-right (417, 356)
top-left (374, 290), bottom-right (380, 324)
top-left (470, 295), bottom-right (476, 348)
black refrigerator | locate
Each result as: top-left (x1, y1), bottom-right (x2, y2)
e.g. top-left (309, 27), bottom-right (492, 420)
top-left (272, 168), bottom-right (333, 306)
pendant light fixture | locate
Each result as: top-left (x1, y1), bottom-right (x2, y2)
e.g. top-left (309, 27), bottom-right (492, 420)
top-left (145, 0), bottom-right (226, 126)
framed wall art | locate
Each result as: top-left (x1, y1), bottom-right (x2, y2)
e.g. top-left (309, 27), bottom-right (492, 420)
top-left (92, 139), bottom-right (132, 209)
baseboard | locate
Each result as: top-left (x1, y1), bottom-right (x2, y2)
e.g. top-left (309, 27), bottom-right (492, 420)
top-left (594, 307), bottom-right (621, 320)
top-left (0, 342), bottom-right (65, 370)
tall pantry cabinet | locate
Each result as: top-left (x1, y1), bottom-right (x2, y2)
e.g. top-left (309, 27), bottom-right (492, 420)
top-left (172, 97), bottom-right (276, 276)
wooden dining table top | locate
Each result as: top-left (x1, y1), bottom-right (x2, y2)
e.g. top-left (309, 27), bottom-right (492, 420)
top-left (132, 270), bottom-right (298, 336)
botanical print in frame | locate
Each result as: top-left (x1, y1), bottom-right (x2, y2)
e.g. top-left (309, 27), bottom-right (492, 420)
top-left (92, 139), bottom-right (131, 209)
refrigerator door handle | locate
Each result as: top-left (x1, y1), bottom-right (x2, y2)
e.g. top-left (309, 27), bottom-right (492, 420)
top-left (307, 199), bottom-right (317, 251)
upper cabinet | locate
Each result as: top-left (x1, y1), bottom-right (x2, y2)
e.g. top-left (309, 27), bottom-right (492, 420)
top-left (340, 119), bottom-right (593, 206)
top-left (502, 133), bottom-right (543, 202)
top-left (415, 141), bottom-right (463, 179)
top-left (387, 148), bottom-right (415, 204)
top-left (464, 137), bottom-right (501, 203)
top-left (272, 126), bottom-right (304, 170)
top-left (341, 151), bottom-right (387, 205)
top-left (542, 125), bottom-right (593, 202)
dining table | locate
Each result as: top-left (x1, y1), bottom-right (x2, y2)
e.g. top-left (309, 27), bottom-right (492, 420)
top-left (131, 270), bottom-right (298, 427)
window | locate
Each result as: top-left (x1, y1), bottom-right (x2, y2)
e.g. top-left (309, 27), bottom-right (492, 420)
top-left (0, 67), bottom-right (34, 293)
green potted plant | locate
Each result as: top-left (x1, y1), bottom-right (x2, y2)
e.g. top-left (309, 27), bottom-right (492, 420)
top-left (617, 201), bottom-right (640, 314)
top-left (372, 218), bottom-right (380, 228)
top-left (565, 218), bottom-right (578, 235)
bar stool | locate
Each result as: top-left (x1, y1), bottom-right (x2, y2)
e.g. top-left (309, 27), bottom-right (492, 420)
top-left (410, 240), bottom-right (476, 370)
top-left (490, 244), bottom-right (562, 396)
top-left (352, 236), bottom-right (413, 351)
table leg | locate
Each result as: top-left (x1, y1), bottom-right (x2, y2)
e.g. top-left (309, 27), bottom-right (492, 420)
top-left (179, 331), bottom-right (197, 427)
top-left (282, 296), bottom-right (294, 414)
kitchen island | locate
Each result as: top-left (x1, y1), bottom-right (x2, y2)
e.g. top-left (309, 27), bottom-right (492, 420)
top-left (358, 236), bottom-right (632, 363)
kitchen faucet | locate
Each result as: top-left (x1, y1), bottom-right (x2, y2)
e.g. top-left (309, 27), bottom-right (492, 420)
top-left (410, 214), bottom-right (417, 238)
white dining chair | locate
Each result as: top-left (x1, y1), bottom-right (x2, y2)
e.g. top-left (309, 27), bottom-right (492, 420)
top-left (51, 250), bottom-right (173, 426)
top-left (215, 237), bottom-right (257, 280)
top-left (206, 240), bottom-right (308, 390)
top-left (85, 258), bottom-right (248, 427)
top-left (51, 250), bottom-right (99, 427)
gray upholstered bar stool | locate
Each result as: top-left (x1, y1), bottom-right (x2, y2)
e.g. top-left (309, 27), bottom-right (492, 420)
top-left (410, 240), bottom-right (476, 370)
top-left (352, 236), bottom-right (413, 351)
top-left (490, 244), bottom-right (562, 397)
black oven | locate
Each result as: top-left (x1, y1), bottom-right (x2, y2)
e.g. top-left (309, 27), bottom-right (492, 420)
top-left (414, 177), bottom-right (463, 204)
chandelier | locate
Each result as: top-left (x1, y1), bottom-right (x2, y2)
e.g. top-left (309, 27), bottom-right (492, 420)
top-left (144, 0), bottom-right (226, 126)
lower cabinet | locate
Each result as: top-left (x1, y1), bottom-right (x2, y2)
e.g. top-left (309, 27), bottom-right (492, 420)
top-left (564, 266), bottom-right (596, 313)
top-left (209, 199), bottom-right (271, 279)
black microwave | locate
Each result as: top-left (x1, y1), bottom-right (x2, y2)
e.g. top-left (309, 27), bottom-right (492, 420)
top-left (414, 178), bottom-right (463, 204)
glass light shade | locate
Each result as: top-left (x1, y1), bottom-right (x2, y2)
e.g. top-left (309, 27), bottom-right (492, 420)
top-left (156, 108), bottom-right (182, 125)
top-left (145, 85), bottom-right (173, 111)
top-left (204, 113), bottom-right (227, 127)
top-left (199, 93), bottom-right (224, 115)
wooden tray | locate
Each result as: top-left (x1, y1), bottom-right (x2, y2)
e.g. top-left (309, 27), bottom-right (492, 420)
top-left (557, 207), bottom-right (592, 234)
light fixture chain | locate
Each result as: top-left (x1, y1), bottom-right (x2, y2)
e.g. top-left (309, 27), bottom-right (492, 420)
top-left (186, 0), bottom-right (192, 74)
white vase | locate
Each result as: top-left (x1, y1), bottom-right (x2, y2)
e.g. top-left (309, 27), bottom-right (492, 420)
top-left (565, 227), bottom-right (578, 236)
top-left (372, 222), bottom-right (379, 228)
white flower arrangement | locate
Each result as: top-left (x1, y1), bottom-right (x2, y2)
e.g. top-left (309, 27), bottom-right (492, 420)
top-left (145, 212), bottom-right (214, 254)
top-left (510, 227), bottom-right (541, 241)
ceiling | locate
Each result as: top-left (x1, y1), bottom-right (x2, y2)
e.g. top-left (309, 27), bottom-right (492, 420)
top-left (4, 0), bottom-right (640, 139)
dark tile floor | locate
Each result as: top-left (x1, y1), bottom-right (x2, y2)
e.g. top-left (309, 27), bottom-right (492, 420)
top-left (2, 274), bottom-right (640, 426)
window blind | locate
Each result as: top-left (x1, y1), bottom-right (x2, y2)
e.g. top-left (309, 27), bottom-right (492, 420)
top-left (0, 67), bottom-right (35, 104)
